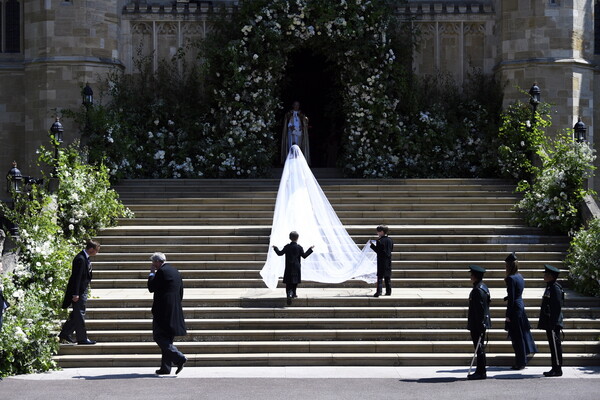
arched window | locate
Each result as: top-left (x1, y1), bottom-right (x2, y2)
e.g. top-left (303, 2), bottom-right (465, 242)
top-left (4, 0), bottom-right (20, 53)
top-left (1, 0), bottom-right (20, 53)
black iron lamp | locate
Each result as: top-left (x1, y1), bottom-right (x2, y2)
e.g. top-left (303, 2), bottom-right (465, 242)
top-left (6, 161), bottom-right (22, 195)
top-left (82, 83), bottom-right (94, 107)
top-left (573, 117), bottom-right (586, 143)
top-left (529, 83), bottom-right (541, 108)
top-left (50, 117), bottom-right (64, 144)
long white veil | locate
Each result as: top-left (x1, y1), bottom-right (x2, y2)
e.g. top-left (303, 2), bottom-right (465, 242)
top-left (260, 145), bottom-right (377, 289)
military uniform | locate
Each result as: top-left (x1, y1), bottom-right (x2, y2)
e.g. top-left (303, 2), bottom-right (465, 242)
top-left (537, 264), bottom-right (564, 377)
top-left (467, 265), bottom-right (491, 380)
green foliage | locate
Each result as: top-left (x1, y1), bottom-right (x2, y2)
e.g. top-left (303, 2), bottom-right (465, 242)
top-left (0, 143), bottom-right (131, 377)
top-left (64, 0), bottom-right (506, 180)
top-left (392, 71), bottom-right (503, 177)
top-left (64, 52), bottom-right (209, 180)
top-left (497, 100), bottom-right (552, 181)
top-left (516, 133), bottom-right (596, 234)
top-left (566, 218), bottom-right (600, 297)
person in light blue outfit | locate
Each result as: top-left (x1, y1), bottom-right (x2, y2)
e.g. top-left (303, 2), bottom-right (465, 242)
top-left (504, 252), bottom-right (537, 369)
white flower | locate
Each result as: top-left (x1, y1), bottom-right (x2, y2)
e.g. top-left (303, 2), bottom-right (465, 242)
top-left (154, 119), bottom-right (159, 126)
top-left (154, 150), bottom-right (165, 160)
top-left (253, 54), bottom-right (259, 60)
top-left (68, 224), bottom-right (75, 231)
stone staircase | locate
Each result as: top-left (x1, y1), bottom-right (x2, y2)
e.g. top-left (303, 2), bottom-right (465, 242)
top-left (55, 178), bottom-right (600, 367)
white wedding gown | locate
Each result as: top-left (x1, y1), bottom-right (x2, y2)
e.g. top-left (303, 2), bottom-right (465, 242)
top-left (260, 145), bottom-right (377, 289)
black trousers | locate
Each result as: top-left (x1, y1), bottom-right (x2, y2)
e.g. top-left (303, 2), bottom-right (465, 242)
top-left (546, 328), bottom-right (562, 370)
top-left (286, 283), bottom-right (298, 298)
top-left (153, 321), bottom-right (186, 372)
top-left (60, 290), bottom-right (88, 342)
top-left (470, 330), bottom-right (486, 373)
top-left (376, 276), bottom-right (391, 295)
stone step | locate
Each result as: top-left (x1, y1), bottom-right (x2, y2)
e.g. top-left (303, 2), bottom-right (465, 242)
top-left (56, 340), bottom-right (600, 356)
top-left (116, 183), bottom-right (517, 192)
top-left (53, 352), bottom-right (600, 368)
top-left (96, 243), bottom-right (567, 253)
top-left (85, 306), bottom-right (600, 320)
top-left (90, 260), bottom-right (567, 271)
top-left (125, 210), bottom-right (519, 219)
top-left (68, 329), bottom-right (600, 343)
top-left (122, 196), bottom-right (519, 205)
top-left (93, 251), bottom-right (563, 262)
top-left (91, 269), bottom-right (566, 280)
top-left (115, 217), bottom-right (525, 226)
top-left (85, 290), bottom-right (598, 308)
top-left (98, 225), bottom-right (547, 236)
top-left (116, 178), bottom-right (511, 186)
top-left (80, 318), bottom-right (599, 331)
top-left (117, 190), bottom-right (520, 200)
top-left (90, 277), bottom-right (559, 289)
top-left (94, 234), bottom-right (570, 246)
top-left (126, 203), bottom-right (516, 212)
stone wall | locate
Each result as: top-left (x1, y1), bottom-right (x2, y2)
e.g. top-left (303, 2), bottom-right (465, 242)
top-left (0, 0), bottom-right (597, 190)
top-left (0, 0), bottom-right (125, 180)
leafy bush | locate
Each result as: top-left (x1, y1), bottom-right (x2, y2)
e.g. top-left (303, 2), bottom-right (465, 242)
top-left (566, 218), bottom-right (600, 297)
top-left (497, 100), bottom-right (551, 181)
top-left (0, 143), bottom-right (131, 377)
top-left (516, 133), bottom-right (596, 234)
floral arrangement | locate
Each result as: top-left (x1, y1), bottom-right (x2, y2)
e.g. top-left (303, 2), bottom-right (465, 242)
top-left (68, 0), bottom-right (502, 180)
top-left (516, 133), bottom-right (596, 234)
top-left (205, 0), bottom-right (403, 178)
top-left (566, 217), bottom-right (600, 297)
top-left (0, 143), bottom-right (131, 376)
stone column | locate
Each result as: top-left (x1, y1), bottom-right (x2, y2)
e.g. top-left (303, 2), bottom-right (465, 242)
top-left (15, 0), bottom-right (124, 173)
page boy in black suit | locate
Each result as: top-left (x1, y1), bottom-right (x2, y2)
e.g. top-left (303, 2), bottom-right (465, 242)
top-left (273, 231), bottom-right (314, 305)
top-left (370, 225), bottom-right (393, 297)
top-left (59, 240), bottom-right (100, 345)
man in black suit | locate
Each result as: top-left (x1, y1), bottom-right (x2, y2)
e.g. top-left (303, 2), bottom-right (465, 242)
top-left (370, 225), bottom-right (393, 297)
top-left (59, 240), bottom-right (100, 345)
top-left (148, 252), bottom-right (187, 375)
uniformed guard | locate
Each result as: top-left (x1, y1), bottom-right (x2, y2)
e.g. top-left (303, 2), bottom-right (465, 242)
top-left (537, 264), bottom-right (564, 377)
top-left (467, 264), bottom-right (491, 380)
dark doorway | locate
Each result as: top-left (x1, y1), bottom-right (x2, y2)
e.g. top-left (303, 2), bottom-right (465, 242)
top-left (279, 48), bottom-right (344, 167)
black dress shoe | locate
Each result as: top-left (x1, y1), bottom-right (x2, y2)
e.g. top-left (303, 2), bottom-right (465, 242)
top-left (467, 372), bottom-right (486, 380)
top-left (77, 339), bottom-right (97, 345)
top-left (58, 334), bottom-right (76, 344)
top-left (286, 297), bottom-right (292, 305)
top-left (373, 293), bottom-right (381, 298)
top-left (292, 294), bottom-right (298, 298)
top-left (511, 365), bottom-right (525, 370)
top-left (175, 358), bottom-right (187, 375)
top-left (543, 369), bottom-right (562, 377)
top-left (155, 369), bottom-right (170, 375)
top-left (384, 292), bottom-right (391, 296)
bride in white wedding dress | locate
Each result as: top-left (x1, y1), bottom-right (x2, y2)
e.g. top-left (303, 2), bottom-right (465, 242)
top-left (260, 145), bottom-right (377, 290)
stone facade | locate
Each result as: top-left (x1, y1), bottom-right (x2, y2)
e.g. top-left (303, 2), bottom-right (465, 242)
top-left (0, 0), bottom-right (597, 189)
